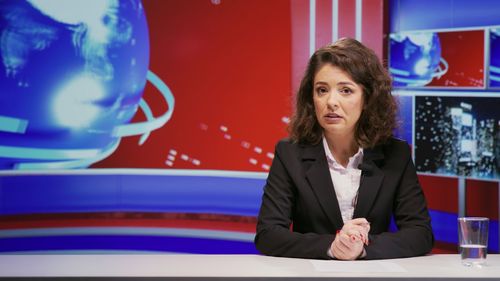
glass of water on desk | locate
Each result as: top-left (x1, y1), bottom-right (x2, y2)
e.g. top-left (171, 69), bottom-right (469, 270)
top-left (458, 217), bottom-right (489, 267)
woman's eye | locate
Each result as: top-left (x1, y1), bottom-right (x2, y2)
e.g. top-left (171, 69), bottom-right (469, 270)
top-left (339, 88), bottom-right (353, 94)
top-left (316, 87), bottom-right (328, 95)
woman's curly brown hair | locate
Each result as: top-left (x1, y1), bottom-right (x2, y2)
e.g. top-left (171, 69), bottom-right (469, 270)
top-left (289, 37), bottom-right (397, 148)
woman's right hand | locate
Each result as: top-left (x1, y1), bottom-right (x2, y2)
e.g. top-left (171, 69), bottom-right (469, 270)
top-left (330, 218), bottom-right (370, 260)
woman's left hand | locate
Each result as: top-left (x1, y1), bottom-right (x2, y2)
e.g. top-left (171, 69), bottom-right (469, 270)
top-left (330, 218), bottom-right (370, 260)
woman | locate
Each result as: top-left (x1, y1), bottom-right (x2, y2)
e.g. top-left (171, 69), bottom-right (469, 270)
top-left (254, 38), bottom-right (433, 260)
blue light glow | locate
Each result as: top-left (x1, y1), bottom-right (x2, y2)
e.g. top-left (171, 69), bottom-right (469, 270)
top-left (52, 75), bottom-right (104, 128)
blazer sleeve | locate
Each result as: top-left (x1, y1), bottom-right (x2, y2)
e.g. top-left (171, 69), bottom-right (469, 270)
top-left (364, 143), bottom-right (434, 259)
top-left (254, 142), bottom-right (335, 259)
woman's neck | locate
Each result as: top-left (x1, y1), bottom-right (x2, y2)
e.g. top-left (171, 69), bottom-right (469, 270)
top-left (324, 132), bottom-right (359, 168)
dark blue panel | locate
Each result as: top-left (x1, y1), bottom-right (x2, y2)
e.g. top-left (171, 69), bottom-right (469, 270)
top-left (391, 0), bottom-right (453, 32)
top-left (429, 210), bottom-right (459, 245)
top-left (1, 175), bottom-right (120, 213)
top-left (0, 235), bottom-right (258, 254)
top-left (393, 95), bottom-right (413, 145)
top-left (452, 0), bottom-right (500, 28)
top-left (389, 0), bottom-right (401, 34)
top-left (120, 175), bottom-right (264, 216)
top-left (0, 174), bottom-right (265, 216)
top-left (390, 0), bottom-right (500, 32)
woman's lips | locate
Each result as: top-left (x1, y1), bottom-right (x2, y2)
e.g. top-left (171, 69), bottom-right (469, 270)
top-left (324, 113), bottom-right (343, 123)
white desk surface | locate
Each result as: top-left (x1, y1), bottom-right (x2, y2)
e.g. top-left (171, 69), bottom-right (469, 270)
top-left (0, 254), bottom-right (499, 280)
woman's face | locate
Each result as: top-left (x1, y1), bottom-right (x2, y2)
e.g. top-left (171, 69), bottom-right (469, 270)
top-left (313, 64), bottom-right (364, 138)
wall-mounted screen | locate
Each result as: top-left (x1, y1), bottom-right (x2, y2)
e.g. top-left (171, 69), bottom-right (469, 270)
top-left (415, 96), bottom-right (499, 180)
top-left (389, 30), bottom-right (485, 88)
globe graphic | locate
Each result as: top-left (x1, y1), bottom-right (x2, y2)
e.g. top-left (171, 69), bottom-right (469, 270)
top-left (389, 32), bottom-right (444, 87)
top-left (0, 0), bottom-right (169, 169)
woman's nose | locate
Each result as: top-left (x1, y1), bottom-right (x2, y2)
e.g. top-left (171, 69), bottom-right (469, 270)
top-left (327, 91), bottom-right (340, 107)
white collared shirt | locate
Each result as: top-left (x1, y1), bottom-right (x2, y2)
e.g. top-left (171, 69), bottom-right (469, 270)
top-left (322, 137), bottom-right (364, 223)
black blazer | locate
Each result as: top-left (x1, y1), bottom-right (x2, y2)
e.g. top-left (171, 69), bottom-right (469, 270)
top-left (255, 137), bottom-right (434, 260)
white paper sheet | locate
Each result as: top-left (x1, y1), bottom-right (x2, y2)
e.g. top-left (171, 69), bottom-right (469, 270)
top-left (311, 260), bottom-right (407, 273)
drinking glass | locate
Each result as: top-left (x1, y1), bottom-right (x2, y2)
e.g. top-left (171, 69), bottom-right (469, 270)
top-left (457, 217), bottom-right (489, 267)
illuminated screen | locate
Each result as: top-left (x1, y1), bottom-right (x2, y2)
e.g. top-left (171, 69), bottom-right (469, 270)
top-left (415, 96), bottom-right (499, 180)
top-left (0, 0), bottom-right (292, 254)
top-left (390, 0), bottom-right (500, 254)
top-left (389, 30), bottom-right (485, 88)
top-left (0, 0), bottom-right (289, 172)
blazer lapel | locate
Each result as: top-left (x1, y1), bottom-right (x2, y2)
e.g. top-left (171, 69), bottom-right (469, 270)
top-left (303, 142), bottom-right (344, 229)
top-left (353, 145), bottom-right (385, 219)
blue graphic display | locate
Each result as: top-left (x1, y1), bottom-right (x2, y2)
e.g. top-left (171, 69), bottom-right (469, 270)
top-left (0, 0), bottom-right (174, 169)
top-left (389, 33), bottom-right (447, 87)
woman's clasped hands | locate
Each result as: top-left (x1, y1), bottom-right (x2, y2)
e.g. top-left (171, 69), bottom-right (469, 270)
top-left (330, 218), bottom-right (370, 260)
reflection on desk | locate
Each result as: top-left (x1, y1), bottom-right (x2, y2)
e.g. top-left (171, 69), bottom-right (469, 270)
top-left (0, 254), bottom-right (499, 280)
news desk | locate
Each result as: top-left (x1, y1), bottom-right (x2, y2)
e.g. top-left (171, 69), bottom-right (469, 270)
top-left (0, 254), bottom-right (499, 280)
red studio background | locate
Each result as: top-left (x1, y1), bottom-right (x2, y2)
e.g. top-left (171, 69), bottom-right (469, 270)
top-left (0, 0), bottom-right (497, 255)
